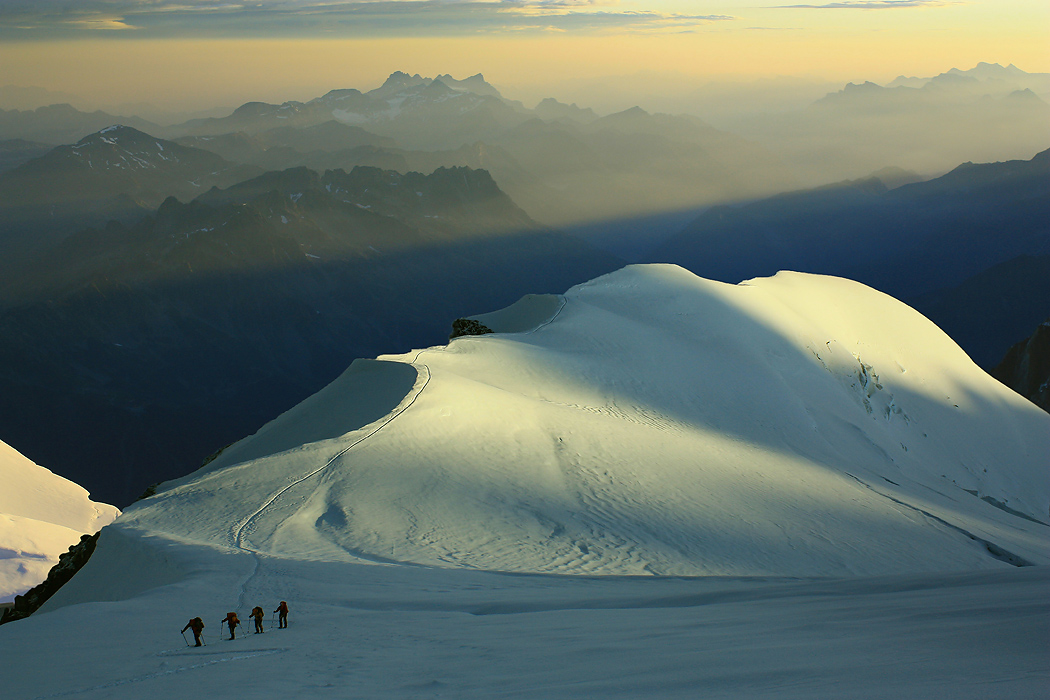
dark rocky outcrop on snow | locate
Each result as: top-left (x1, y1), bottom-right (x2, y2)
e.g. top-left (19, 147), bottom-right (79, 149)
top-left (0, 532), bottom-right (100, 626)
top-left (449, 318), bottom-right (494, 340)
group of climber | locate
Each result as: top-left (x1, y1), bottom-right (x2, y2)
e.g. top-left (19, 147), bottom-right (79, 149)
top-left (181, 601), bottom-right (289, 646)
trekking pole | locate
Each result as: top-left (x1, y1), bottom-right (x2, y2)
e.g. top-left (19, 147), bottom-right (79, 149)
top-left (270, 611), bottom-right (275, 629)
top-left (181, 630), bottom-right (189, 647)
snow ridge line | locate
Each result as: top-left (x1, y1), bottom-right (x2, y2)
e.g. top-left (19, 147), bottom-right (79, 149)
top-left (228, 296), bottom-right (561, 607)
top-left (524, 295), bottom-right (567, 335)
top-left (230, 361), bottom-right (432, 608)
top-left (843, 472), bottom-right (1034, 568)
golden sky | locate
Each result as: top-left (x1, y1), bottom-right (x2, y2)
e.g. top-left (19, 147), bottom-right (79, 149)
top-left (1, 1), bottom-right (1047, 110)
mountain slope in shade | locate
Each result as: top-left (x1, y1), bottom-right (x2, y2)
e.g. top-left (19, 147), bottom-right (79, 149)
top-left (122, 265), bottom-right (1050, 577)
top-left (907, 254), bottom-right (1050, 369)
top-left (0, 440), bottom-right (119, 603)
top-left (655, 149), bottom-right (1050, 367)
top-left (0, 125), bottom-right (262, 275)
top-left (993, 318), bottom-right (1050, 413)
top-left (0, 104), bottom-right (162, 145)
top-left (0, 125), bottom-right (257, 210)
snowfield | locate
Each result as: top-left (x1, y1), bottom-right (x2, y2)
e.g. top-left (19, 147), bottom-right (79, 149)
top-left (0, 440), bottom-right (119, 603)
top-left (0, 264), bottom-right (1047, 698)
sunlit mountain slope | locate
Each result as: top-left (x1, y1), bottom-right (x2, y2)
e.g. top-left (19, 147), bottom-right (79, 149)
top-left (0, 440), bottom-right (119, 602)
top-left (122, 264), bottom-right (1050, 577)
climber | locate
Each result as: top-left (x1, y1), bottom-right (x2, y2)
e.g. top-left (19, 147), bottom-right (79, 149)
top-left (221, 611), bottom-right (240, 640)
top-left (181, 617), bottom-right (205, 646)
top-left (274, 601), bottom-right (289, 628)
top-left (250, 606), bottom-right (266, 634)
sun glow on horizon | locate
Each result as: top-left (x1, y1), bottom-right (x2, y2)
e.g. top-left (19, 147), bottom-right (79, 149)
top-left (0, 0), bottom-right (1045, 113)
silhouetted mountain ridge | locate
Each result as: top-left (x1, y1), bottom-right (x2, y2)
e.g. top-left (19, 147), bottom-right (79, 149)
top-left (992, 318), bottom-right (1050, 413)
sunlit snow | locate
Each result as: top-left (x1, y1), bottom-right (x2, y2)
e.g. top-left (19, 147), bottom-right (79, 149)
top-left (0, 441), bottom-right (119, 603)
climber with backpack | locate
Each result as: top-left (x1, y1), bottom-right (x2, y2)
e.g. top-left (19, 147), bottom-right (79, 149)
top-left (274, 601), bottom-right (289, 628)
top-left (221, 611), bottom-right (240, 640)
top-left (250, 606), bottom-right (266, 634)
top-left (181, 617), bottom-right (205, 646)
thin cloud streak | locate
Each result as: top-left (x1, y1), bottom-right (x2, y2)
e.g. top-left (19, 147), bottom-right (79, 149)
top-left (0, 1), bottom-right (736, 39)
top-left (774, 1), bottom-right (961, 8)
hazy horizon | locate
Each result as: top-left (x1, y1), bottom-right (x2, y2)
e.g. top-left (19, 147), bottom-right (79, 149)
top-left (1, 0), bottom-right (1047, 119)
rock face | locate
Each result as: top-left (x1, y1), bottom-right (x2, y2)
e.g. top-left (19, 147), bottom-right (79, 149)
top-left (992, 319), bottom-right (1050, 412)
top-left (0, 533), bottom-right (100, 625)
top-left (449, 318), bottom-right (494, 340)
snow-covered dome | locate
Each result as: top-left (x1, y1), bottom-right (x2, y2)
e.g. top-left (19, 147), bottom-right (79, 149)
top-left (0, 440), bottom-right (120, 602)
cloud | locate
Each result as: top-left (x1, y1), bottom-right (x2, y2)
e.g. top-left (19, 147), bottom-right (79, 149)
top-left (0, 0), bottom-right (736, 39)
top-left (68, 17), bottom-right (139, 31)
top-left (773, 1), bottom-right (961, 8)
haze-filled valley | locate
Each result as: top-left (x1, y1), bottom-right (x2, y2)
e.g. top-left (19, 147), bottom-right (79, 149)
top-left (0, 50), bottom-right (1048, 699)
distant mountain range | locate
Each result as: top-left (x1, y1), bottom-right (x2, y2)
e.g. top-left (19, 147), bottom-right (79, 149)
top-left (179, 72), bottom-right (528, 151)
top-left (175, 87), bottom-right (796, 228)
top-left (0, 126), bottom-right (261, 276)
top-left (0, 103), bottom-right (161, 145)
top-left (887, 62), bottom-right (1050, 96)
top-left (0, 72), bottom-right (800, 233)
top-left (736, 63), bottom-right (1050, 182)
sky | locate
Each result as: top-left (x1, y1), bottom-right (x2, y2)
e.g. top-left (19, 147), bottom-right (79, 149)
top-left (0, 0), bottom-right (1048, 114)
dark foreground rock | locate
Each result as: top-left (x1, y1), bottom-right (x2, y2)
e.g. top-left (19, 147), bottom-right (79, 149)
top-left (0, 532), bottom-right (100, 626)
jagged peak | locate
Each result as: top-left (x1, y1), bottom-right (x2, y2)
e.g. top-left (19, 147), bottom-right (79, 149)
top-left (434, 73), bottom-right (502, 98)
top-left (380, 71), bottom-right (429, 90)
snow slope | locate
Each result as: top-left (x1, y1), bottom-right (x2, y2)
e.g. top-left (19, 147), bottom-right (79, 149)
top-left (0, 264), bottom-right (1046, 699)
top-left (0, 440), bottom-right (119, 602)
top-left (123, 264), bottom-right (1049, 577)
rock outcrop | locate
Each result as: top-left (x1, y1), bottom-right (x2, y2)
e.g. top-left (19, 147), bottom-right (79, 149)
top-left (449, 318), bottom-right (494, 340)
top-left (0, 532), bottom-right (100, 625)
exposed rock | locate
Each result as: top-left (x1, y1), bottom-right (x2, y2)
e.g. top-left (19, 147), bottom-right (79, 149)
top-left (449, 318), bottom-right (494, 340)
top-left (0, 531), bottom-right (100, 625)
